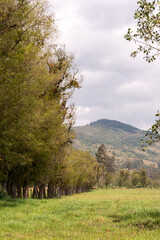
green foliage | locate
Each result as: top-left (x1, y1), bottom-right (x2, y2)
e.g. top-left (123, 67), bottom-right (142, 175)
top-left (117, 169), bottom-right (130, 187)
top-left (125, 1), bottom-right (160, 147)
top-left (63, 149), bottom-right (97, 192)
top-left (96, 144), bottom-right (115, 172)
top-left (124, 0), bottom-right (160, 62)
top-left (0, 187), bottom-right (7, 199)
top-left (139, 169), bottom-right (147, 187)
top-left (141, 112), bottom-right (160, 149)
top-left (96, 144), bottom-right (115, 188)
top-left (136, 182), bottom-right (143, 188)
top-left (114, 169), bottom-right (148, 188)
top-left (0, 0), bottom-right (82, 198)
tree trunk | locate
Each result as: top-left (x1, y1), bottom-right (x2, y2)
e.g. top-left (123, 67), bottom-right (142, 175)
top-left (30, 187), bottom-right (33, 198)
top-left (33, 185), bottom-right (39, 198)
top-left (2, 182), bottom-right (7, 192)
top-left (43, 186), bottom-right (46, 198)
top-left (57, 187), bottom-right (63, 197)
top-left (38, 185), bottom-right (45, 199)
top-left (11, 183), bottom-right (17, 198)
top-left (97, 166), bottom-right (100, 189)
top-left (48, 182), bottom-right (59, 198)
top-left (64, 188), bottom-right (69, 195)
top-left (17, 186), bottom-right (22, 198)
top-left (7, 180), bottom-right (17, 198)
top-left (23, 185), bottom-right (29, 198)
top-left (7, 179), bottom-right (12, 196)
top-left (47, 183), bottom-right (54, 198)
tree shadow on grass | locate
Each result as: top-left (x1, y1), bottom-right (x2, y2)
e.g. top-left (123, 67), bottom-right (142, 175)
top-left (0, 197), bottom-right (31, 208)
top-left (109, 210), bottom-right (160, 230)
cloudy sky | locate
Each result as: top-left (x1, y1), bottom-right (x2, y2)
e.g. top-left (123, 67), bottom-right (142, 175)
top-left (48, 0), bottom-right (160, 130)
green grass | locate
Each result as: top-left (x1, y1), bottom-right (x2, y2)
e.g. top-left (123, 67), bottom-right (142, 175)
top-left (0, 189), bottom-right (160, 239)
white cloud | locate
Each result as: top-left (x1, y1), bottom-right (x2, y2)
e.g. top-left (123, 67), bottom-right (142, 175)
top-left (75, 106), bottom-right (91, 126)
top-left (76, 106), bottom-right (90, 114)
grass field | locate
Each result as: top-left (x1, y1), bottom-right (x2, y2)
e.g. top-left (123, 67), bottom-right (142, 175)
top-left (0, 189), bottom-right (160, 240)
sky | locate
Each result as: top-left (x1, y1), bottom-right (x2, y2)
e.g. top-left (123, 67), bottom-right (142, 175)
top-left (48, 0), bottom-right (160, 130)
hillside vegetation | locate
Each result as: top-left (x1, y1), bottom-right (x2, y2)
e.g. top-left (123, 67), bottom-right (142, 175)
top-left (73, 119), bottom-right (160, 168)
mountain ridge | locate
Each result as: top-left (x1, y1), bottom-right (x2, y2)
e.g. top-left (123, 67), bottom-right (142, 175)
top-left (89, 119), bottom-right (142, 133)
top-left (73, 118), bottom-right (160, 168)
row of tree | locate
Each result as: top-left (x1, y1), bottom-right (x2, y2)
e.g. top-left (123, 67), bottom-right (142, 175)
top-left (30, 149), bottom-right (97, 199)
top-left (0, 0), bottom-right (90, 198)
top-left (1, 0), bottom-right (160, 198)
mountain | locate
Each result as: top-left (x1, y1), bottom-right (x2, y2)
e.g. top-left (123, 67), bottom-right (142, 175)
top-left (73, 119), bottom-right (160, 168)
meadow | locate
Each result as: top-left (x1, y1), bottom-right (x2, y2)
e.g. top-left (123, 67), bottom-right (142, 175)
top-left (0, 189), bottom-right (160, 240)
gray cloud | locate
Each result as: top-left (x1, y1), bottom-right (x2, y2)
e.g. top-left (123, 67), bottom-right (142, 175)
top-left (75, 0), bottom-right (138, 30)
top-left (49, 0), bottom-right (160, 130)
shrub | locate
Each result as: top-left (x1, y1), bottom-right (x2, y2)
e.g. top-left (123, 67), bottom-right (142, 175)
top-left (136, 183), bottom-right (142, 188)
top-left (0, 188), bottom-right (7, 199)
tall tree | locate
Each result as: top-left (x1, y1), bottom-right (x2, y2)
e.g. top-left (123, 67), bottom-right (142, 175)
top-left (0, 0), bottom-right (53, 197)
top-left (60, 149), bottom-right (97, 195)
top-left (0, 0), bottom-right (81, 198)
top-left (96, 144), bottom-right (115, 189)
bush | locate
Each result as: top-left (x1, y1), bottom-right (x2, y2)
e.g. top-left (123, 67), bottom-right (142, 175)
top-left (136, 183), bottom-right (142, 188)
top-left (0, 188), bottom-right (7, 199)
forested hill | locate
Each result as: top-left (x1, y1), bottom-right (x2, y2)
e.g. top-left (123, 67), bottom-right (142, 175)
top-left (90, 119), bottom-right (140, 133)
top-left (73, 119), bottom-right (160, 167)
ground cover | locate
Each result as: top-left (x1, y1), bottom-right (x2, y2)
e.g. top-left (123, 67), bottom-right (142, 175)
top-left (0, 189), bottom-right (160, 240)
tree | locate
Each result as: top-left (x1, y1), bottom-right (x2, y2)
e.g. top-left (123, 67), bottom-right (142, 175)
top-left (61, 149), bottom-right (97, 195)
top-left (141, 112), bottom-right (160, 148)
top-left (124, 0), bottom-right (160, 62)
top-left (0, 0), bottom-right (54, 197)
top-left (0, 0), bottom-right (81, 198)
top-left (124, 0), bottom-right (160, 146)
top-left (96, 144), bottom-right (115, 189)
top-left (131, 170), bottom-right (140, 187)
top-left (117, 169), bottom-right (129, 187)
top-left (139, 169), bottom-right (147, 187)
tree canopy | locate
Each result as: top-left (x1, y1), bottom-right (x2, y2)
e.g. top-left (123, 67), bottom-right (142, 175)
top-left (96, 144), bottom-right (115, 188)
top-left (125, 0), bottom-right (160, 62)
top-left (0, 0), bottom-right (95, 198)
